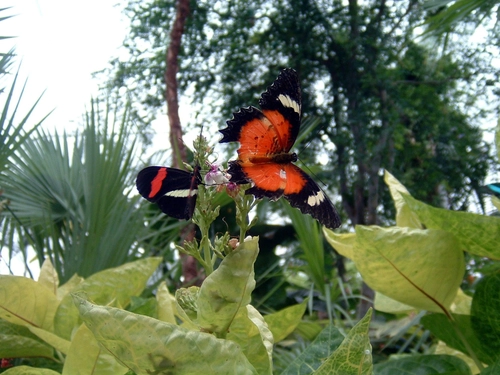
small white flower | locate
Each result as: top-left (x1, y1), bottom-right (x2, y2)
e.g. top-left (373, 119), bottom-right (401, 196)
top-left (204, 164), bottom-right (230, 186)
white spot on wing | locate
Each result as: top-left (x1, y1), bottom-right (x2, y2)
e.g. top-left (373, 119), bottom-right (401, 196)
top-left (166, 189), bottom-right (198, 198)
top-left (278, 94), bottom-right (301, 114)
top-left (307, 191), bottom-right (325, 206)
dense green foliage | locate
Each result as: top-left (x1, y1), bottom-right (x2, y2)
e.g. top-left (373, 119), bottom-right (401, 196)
top-left (3, 169), bottom-right (500, 373)
top-left (106, 0), bottom-right (495, 226)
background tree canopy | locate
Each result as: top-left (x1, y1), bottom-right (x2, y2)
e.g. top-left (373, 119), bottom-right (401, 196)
top-left (105, 0), bottom-right (496, 227)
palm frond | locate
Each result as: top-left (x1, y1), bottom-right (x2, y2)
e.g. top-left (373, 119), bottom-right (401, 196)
top-left (1, 100), bottom-right (178, 281)
top-left (0, 68), bottom-right (48, 173)
top-left (422, 0), bottom-right (497, 37)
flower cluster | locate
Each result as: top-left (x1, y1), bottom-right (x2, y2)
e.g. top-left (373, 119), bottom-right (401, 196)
top-left (204, 163), bottom-right (239, 197)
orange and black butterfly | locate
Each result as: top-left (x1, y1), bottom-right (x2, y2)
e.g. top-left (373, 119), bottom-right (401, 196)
top-left (219, 68), bottom-right (341, 229)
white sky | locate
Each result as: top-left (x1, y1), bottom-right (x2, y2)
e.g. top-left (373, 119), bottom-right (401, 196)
top-left (0, 0), bottom-right (127, 130)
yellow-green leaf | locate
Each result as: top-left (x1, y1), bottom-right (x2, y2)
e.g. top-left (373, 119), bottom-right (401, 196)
top-left (73, 293), bottom-right (257, 375)
top-left (197, 236), bottom-right (259, 334)
top-left (57, 274), bottom-right (84, 301)
top-left (156, 282), bottom-right (177, 325)
top-left (353, 226), bottom-right (464, 313)
top-left (384, 171), bottom-right (422, 228)
top-left (374, 292), bottom-right (415, 314)
top-left (264, 301), bottom-right (307, 343)
top-left (403, 194), bottom-right (500, 259)
top-left (54, 257), bottom-right (161, 340)
top-left (38, 259), bottom-right (58, 295)
top-left (62, 323), bottom-right (128, 375)
top-left (0, 275), bottom-right (58, 331)
top-left (451, 288), bottom-right (471, 315)
top-left (227, 305), bottom-right (273, 375)
top-left (28, 326), bottom-right (70, 355)
top-left (323, 231), bottom-right (356, 260)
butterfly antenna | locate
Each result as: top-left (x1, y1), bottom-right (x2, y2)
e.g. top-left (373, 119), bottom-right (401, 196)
top-left (296, 153), bottom-right (332, 190)
top-left (297, 138), bottom-right (314, 156)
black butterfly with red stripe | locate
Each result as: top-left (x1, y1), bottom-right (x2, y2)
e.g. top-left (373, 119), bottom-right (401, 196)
top-left (136, 165), bottom-right (201, 220)
top-left (219, 68), bottom-right (341, 229)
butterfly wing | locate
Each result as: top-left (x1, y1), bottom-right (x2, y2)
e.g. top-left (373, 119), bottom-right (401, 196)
top-left (282, 164), bottom-right (341, 230)
top-left (220, 68), bottom-right (301, 160)
top-left (136, 166), bottom-right (201, 220)
top-left (229, 161), bottom-right (341, 229)
top-left (258, 68), bottom-right (301, 152)
top-left (220, 68), bottom-right (302, 195)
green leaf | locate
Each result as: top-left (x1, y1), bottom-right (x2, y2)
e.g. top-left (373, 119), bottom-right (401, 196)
top-left (227, 305), bottom-right (273, 375)
top-left (128, 296), bottom-right (158, 318)
top-left (54, 257), bottom-right (161, 340)
top-left (264, 300), bottom-right (307, 343)
top-left (1, 366), bottom-right (61, 375)
top-left (0, 275), bottom-right (58, 331)
top-left (62, 323), bottom-right (128, 375)
top-left (281, 324), bottom-right (345, 374)
top-left (284, 202), bottom-right (327, 294)
top-left (328, 226), bottom-right (464, 313)
top-left (73, 293), bottom-right (258, 375)
top-left (434, 341), bottom-right (480, 374)
top-left (373, 354), bottom-right (471, 374)
top-left (197, 236), bottom-right (259, 334)
top-left (481, 359), bottom-right (500, 375)
top-left (403, 194), bottom-right (500, 259)
top-left (0, 320), bottom-right (54, 359)
top-left (421, 313), bottom-right (495, 365)
top-left (384, 171), bottom-right (422, 228)
top-left (471, 273), bottom-right (500, 362)
top-left (315, 308), bottom-right (373, 374)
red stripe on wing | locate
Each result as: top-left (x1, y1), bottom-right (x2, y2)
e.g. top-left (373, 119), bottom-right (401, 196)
top-left (149, 167), bottom-right (167, 198)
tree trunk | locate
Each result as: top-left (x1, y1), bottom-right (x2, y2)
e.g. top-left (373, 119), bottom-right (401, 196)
top-left (165, 0), bottom-right (190, 169)
top-left (164, 0), bottom-right (199, 285)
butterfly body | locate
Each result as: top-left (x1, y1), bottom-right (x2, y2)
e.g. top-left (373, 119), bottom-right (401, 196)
top-left (136, 165), bottom-right (201, 220)
top-left (220, 69), bottom-right (341, 229)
